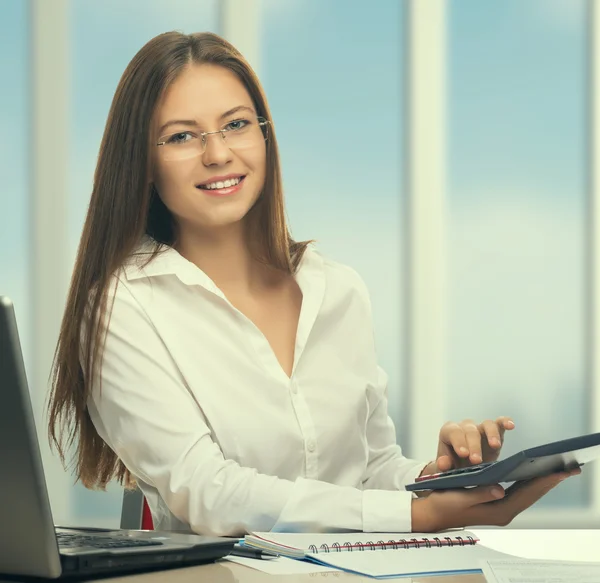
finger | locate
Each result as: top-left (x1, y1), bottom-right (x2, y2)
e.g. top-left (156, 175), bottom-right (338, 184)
top-left (500, 472), bottom-right (565, 509)
top-left (455, 484), bottom-right (506, 506)
top-left (469, 474), bottom-right (562, 528)
top-left (564, 462), bottom-right (583, 476)
top-left (441, 424), bottom-right (470, 459)
top-left (480, 419), bottom-right (502, 450)
top-left (495, 416), bottom-right (515, 437)
top-left (460, 421), bottom-right (483, 463)
top-left (469, 470), bottom-right (574, 528)
top-left (506, 467), bottom-right (579, 493)
top-left (436, 455), bottom-right (453, 472)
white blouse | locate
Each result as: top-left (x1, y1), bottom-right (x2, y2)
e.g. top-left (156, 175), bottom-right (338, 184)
top-left (87, 240), bottom-right (427, 537)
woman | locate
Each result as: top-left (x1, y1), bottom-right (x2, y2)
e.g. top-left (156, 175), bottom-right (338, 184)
top-left (47, 31), bottom-right (577, 537)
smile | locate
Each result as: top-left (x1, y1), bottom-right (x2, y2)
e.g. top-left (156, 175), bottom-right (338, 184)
top-left (198, 176), bottom-right (243, 190)
top-left (196, 175), bottom-right (246, 197)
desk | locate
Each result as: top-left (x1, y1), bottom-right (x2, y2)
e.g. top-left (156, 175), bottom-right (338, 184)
top-left (2, 529), bottom-right (598, 582)
top-left (44, 562), bottom-right (483, 583)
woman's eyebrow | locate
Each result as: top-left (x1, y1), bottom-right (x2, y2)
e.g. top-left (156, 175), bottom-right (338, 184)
top-left (158, 106), bottom-right (255, 135)
top-left (158, 119), bottom-right (198, 135)
top-left (220, 105), bottom-right (255, 119)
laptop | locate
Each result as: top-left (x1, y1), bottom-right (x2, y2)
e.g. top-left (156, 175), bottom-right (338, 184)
top-left (0, 296), bottom-right (236, 578)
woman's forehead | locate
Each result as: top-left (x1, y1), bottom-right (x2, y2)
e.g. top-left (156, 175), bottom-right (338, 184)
top-left (156, 63), bottom-right (254, 124)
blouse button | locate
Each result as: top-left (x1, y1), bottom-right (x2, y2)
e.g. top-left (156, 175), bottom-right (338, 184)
top-left (307, 440), bottom-right (316, 452)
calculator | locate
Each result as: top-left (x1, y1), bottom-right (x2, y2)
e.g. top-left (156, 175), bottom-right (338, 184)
top-left (405, 432), bottom-right (600, 492)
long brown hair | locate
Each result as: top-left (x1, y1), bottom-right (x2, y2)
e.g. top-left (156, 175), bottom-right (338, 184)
top-left (47, 31), bottom-right (311, 490)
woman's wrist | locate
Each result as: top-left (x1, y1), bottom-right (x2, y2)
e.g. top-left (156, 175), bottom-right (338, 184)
top-left (411, 497), bottom-right (437, 532)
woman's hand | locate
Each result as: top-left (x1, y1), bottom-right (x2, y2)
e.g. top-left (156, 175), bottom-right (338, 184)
top-left (411, 467), bottom-right (581, 532)
top-left (421, 417), bottom-right (515, 476)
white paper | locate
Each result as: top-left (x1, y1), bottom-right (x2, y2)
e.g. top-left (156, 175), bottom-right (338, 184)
top-left (222, 555), bottom-right (338, 575)
top-left (473, 529), bottom-right (600, 563)
top-left (481, 558), bottom-right (600, 583)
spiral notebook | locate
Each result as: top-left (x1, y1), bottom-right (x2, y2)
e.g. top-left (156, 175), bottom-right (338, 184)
top-left (243, 531), bottom-right (519, 579)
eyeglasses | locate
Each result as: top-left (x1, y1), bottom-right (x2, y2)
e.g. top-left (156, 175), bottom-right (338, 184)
top-left (156, 116), bottom-right (270, 161)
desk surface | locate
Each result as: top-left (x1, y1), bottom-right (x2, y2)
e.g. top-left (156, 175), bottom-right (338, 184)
top-left (2, 529), bottom-right (598, 582)
top-left (103, 529), bottom-right (598, 582)
top-left (54, 561), bottom-right (484, 583)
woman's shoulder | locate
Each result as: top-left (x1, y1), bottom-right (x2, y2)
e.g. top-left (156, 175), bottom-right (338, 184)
top-left (306, 245), bottom-right (371, 303)
top-left (101, 237), bottom-right (166, 302)
top-left (119, 236), bottom-right (171, 278)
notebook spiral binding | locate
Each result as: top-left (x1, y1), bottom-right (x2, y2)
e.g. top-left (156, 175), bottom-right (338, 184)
top-left (308, 535), bottom-right (476, 554)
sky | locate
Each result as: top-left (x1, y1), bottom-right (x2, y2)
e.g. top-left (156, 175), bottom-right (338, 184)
top-left (0, 0), bottom-right (591, 521)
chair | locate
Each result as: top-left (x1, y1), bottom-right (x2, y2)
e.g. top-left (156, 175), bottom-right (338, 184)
top-left (120, 486), bottom-right (154, 530)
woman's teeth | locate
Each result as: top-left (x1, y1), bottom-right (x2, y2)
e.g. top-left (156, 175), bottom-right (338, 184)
top-left (200, 177), bottom-right (242, 190)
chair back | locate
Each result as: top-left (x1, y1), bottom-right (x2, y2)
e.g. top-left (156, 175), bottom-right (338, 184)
top-left (120, 487), bottom-right (154, 530)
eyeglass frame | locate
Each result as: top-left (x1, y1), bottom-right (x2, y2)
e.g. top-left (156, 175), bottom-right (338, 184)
top-left (156, 116), bottom-right (270, 154)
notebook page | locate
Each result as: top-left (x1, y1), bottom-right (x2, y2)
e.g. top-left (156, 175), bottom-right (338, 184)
top-left (307, 545), bottom-right (518, 579)
top-left (245, 530), bottom-right (478, 558)
top-left (224, 555), bottom-right (339, 575)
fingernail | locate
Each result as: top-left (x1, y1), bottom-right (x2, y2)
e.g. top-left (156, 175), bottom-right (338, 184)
top-left (460, 447), bottom-right (469, 455)
top-left (507, 420), bottom-right (515, 428)
top-left (491, 487), bottom-right (504, 498)
top-left (491, 438), bottom-right (500, 447)
top-left (471, 453), bottom-right (482, 463)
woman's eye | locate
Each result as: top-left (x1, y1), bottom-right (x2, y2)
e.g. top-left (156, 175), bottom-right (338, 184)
top-left (168, 132), bottom-right (194, 144)
top-left (225, 119), bottom-right (249, 131)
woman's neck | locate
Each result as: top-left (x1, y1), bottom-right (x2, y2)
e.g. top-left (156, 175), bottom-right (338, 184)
top-left (175, 222), bottom-right (276, 294)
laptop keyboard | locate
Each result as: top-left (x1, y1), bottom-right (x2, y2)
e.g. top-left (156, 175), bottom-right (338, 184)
top-left (56, 532), bottom-right (163, 549)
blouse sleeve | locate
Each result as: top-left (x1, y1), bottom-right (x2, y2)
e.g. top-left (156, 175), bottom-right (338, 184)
top-left (362, 365), bottom-right (428, 493)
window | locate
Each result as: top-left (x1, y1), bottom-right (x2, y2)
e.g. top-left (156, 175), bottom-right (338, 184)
top-left (0, 1), bottom-right (30, 372)
top-left (446, 0), bottom-right (589, 507)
